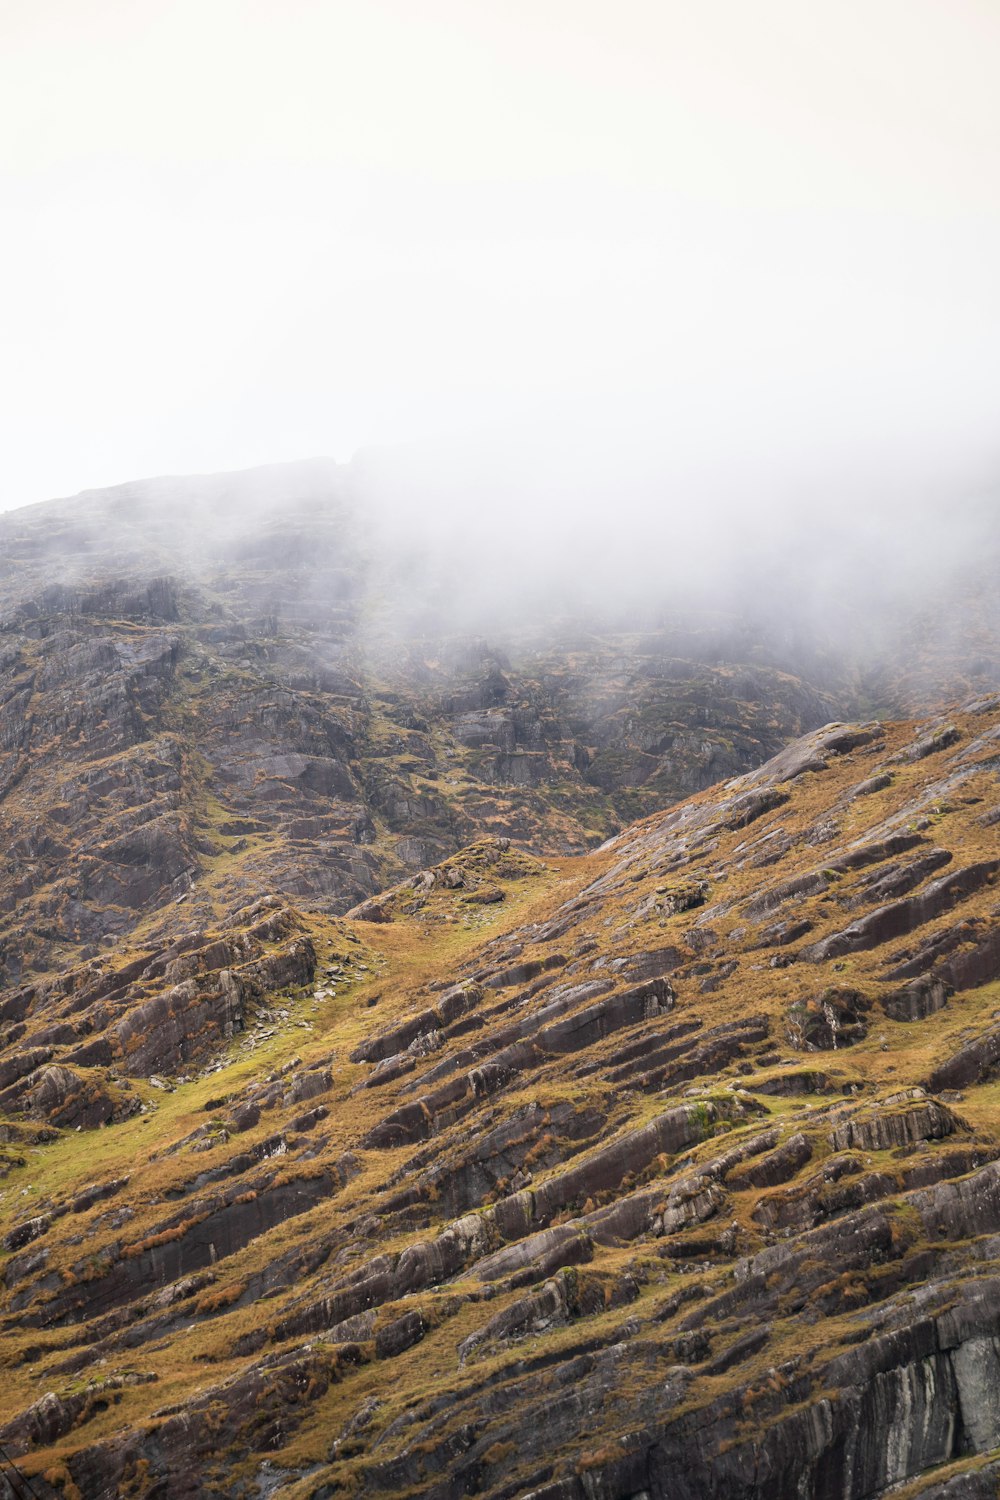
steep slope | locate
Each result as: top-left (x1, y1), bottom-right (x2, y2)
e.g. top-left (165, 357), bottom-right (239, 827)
top-left (1, 697), bottom-right (1000, 1497)
top-left (0, 464), bottom-right (852, 999)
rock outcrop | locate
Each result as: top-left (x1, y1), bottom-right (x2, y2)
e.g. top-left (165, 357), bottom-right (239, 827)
top-left (2, 470), bottom-right (1000, 1497)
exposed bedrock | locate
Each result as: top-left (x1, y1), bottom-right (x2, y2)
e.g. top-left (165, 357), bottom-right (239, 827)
top-left (803, 861), bottom-right (1000, 963)
top-left (361, 978), bottom-right (674, 1149)
top-left (16, 1168), bottom-right (341, 1328)
top-left (4, 658), bottom-right (1000, 1496)
top-left (320, 1282), bottom-right (1000, 1500)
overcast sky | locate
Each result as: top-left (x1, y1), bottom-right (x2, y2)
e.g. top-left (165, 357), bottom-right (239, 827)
top-left (2, 0), bottom-right (999, 514)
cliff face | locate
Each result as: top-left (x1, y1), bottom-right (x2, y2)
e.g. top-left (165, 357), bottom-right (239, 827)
top-left (1, 468), bottom-right (1000, 1499)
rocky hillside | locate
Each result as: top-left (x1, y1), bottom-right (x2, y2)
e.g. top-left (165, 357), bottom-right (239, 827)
top-left (1, 688), bottom-right (1000, 1497)
top-left (1, 463), bottom-right (1000, 1498)
top-left (3, 465), bottom-right (998, 1004)
top-left (0, 462), bottom-right (872, 1000)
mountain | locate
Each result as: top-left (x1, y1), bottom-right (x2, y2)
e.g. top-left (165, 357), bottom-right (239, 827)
top-left (0, 464), bottom-right (999, 1498)
top-left (0, 462), bottom-right (865, 991)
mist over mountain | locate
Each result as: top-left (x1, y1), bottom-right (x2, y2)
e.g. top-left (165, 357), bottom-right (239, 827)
top-left (5, 456), bottom-right (998, 690)
top-left (1, 456), bottom-right (994, 988)
top-left (2, 461), bottom-right (1000, 1496)
top-left (4, 2), bottom-right (1000, 1494)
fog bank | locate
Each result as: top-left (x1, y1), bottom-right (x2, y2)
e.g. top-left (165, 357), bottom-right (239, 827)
top-left (3, 0), bottom-right (1000, 522)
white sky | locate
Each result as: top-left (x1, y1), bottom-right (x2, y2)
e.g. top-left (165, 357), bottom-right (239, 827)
top-left (2, 0), bottom-right (999, 512)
